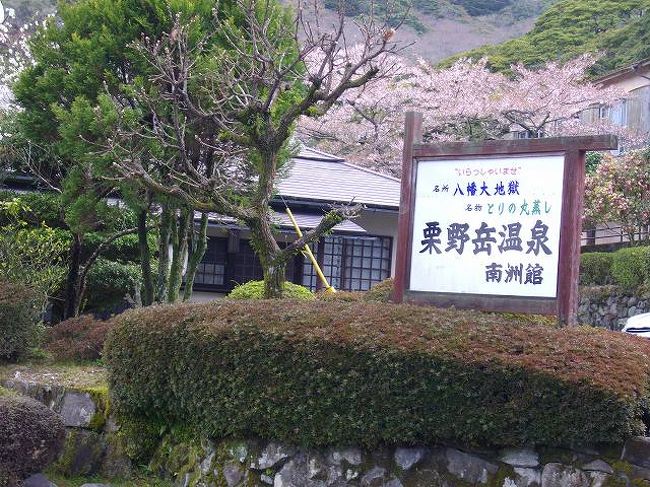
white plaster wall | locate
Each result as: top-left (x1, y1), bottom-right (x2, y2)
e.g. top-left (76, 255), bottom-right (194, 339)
top-left (604, 73), bottom-right (650, 93)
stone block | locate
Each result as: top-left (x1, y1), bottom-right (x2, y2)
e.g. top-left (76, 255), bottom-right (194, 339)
top-left (622, 436), bottom-right (650, 469)
top-left (360, 466), bottom-right (387, 487)
top-left (54, 430), bottom-right (106, 477)
top-left (445, 448), bottom-right (498, 484)
top-left (514, 467), bottom-right (542, 486)
top-left (329, 448), bottom-right (363, 466)
top-left (58, 391), bottom-right (97, 428)
top-left (23, 473), bottom-right (57, 487)
top-left (581, 459), bottom-right (613, 474)
top-left (540, 463), bottom-right (588, 487)
top-left (223, 461), bottom-right (245, 487)
top-left (251, 442), bottom-right (295, 470)
top-left (394, 447), bottom-right (428, 470)
top-left (274, 454), bottom-right (327, 487)
top-left (499, 448), bottom-right (540, 468)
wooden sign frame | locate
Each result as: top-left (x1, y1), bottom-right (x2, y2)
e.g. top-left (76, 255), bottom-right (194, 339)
top-left (393, 112), bottom-right (618, 326)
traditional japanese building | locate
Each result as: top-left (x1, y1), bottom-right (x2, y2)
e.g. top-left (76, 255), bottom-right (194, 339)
top-left (192, 147), bottom-right (401, 295)
top-left (579, 58), bottom-right (650, 247)
top-left (586, 57), bottom-right (650, 138)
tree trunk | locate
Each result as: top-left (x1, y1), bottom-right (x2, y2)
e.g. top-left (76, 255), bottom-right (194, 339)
top-left (262, 262), bottom-right (286, 299)
top-left (156, 205), bottom-right (172, 302)
top-left (138, 209), bottom-right (155, 306)
top-left (183, 213), bottom-right (208, 302)
top-left (63, 233), bottom-right (83, 319)
top-left (167, 208), bottom-right (192, 303)
top-left (250, 214), bottom-right (286, 299)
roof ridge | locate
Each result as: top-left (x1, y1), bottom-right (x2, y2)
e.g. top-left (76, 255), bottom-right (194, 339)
top-left (296, 146), bottom-right (345, 162)
top-left (341, 161), bottom-right (401, 182)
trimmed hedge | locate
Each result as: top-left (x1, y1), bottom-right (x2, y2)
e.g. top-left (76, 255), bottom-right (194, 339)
top-left (580, 252), bottom-right (614, 286)
top-left (317, 290), bottom-right (364, 302)
top-left (45, 315), bottom-right (113, 362)
top-left (105, 301), bottom-right (650, 449)
top-left (363, 278), bottom-right (394, 302)
top-left (228, 280), bottom-right (314, 300)
top-left (611, 246), bottom-right (650, 290)
top-left (0, 282), bottom-right (44, 362)
top-left (0, 394), bottom-right (65, 482)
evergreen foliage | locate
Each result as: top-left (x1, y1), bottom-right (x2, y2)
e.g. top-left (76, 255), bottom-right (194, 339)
top-left (580, 253), bottom-right (614, 286)
top-left (611, 246), bottom-right (650, 290)
top-left (228, 280), bottom-right (314, 300)
top-left (580, 247), bottom-right (650, 289)
top-left (106, 301), bottom-right (650, 449)
top-left (83, 258), bottom-right (141, 312)
top-left (0, 394), bottom-right (65, 483)
top-left (45, 314), bottom-right (113, 362)
top-left (446, 0), bottom-right (650, 74)
top-left (0, 281), bottom-right (44, 362)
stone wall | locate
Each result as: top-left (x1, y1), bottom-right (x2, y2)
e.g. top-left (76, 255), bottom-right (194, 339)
top-left (578, 286), bottom-right (650, 330)
top-left (1, 375), bottom-right (131, 480)
top-left (5, 376), bottom-right (650, 487)
top-left (151, 435), bottom-right (650, 487)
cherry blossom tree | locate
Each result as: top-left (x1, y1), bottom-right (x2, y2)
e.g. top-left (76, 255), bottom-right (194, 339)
top-left (584, 150), bottom-right (650, 244)
top-left (0, 7), bottom-right (42, 109)
top-left (299, 54), bottom-right (632, 176)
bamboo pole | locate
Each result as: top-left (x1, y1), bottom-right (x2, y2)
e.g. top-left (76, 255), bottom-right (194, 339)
top-left (286, 207), bottom-right (336, 293)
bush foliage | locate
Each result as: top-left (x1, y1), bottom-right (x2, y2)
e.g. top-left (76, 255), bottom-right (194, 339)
top-left (0, 394), bottom-right (65, 483)
top-left (106, 301), bottom-right (650, 450)
top-left (228, 280), bottom-right (314, 300)
top-left (317, 290), bottom-right (363, 302)
top-left (611, 246), bottom-right (650, 290)
top-left (0, 282), bottom-right (44, 362)
top-left (45, 315), bottom-right (113, 362)
top-left (363, 278), bottom-right (394, 303)
top-left (580, 247), bottom-right (650, 289)
top-left (580, 252), bottom-right (614, 286)
top-left (83, 258), bottom-right (141, 313)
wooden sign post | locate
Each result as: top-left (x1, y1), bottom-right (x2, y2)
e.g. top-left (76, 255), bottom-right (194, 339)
top-left (393, 112), bottom-right (618, 326)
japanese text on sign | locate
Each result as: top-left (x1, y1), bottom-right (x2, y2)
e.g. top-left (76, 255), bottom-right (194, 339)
top-left (409, 155), bottom-right (565, 298)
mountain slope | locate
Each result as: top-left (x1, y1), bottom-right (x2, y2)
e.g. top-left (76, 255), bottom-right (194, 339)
top-left (443, 0), bottom-right (650, 74)
top-left (312, 0), bottom-right (556, 60)
top-left (5, 0), bottom-right (553, 62)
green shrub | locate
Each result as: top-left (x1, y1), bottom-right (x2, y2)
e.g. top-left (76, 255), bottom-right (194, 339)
top-left (363, 278), bottom-right (394, 302)
top-left (0, 191), bottom-right (66, 229)
top-left (0, 394), bottom-right (65, 483)
top-left (228, 280), bottom-right (314, 300)
top-left (580, 252), bottom-right (614, 286)
top-left (45, 315), bottom-right (113, 362)
top-left (83, 258), bottom-right (141, 313)
top-left (105, 301), bottom-right (650, 450)
top-left (611, 246), bottom-right (650, 290)
top-left (0, 282), bottom-right (44, 362)
top-left (83, 232), bottom-right (143, 264)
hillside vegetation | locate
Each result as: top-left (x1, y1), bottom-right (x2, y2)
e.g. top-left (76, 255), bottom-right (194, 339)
top-left (326, 0), bottom-right (556, 31)
top-left (447, 0), bottom-right (650, 74)
top-left (4, 0), bottom-right (553, 61)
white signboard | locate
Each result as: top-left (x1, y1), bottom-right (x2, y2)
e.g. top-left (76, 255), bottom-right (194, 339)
top-left (409, 154), bottom-right (565, 298)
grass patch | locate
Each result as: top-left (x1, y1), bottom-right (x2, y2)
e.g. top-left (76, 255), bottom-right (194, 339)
top-left (0, 363), bottom-right (107, 390)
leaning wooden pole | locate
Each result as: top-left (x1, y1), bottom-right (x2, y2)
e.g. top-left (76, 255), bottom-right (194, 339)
top-left (285, 207), bottom-right (336, 293)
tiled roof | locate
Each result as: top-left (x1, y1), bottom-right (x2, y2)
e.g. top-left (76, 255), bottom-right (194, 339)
top-left (206, 209), bottom-right (367, 234)
top-left (277, 148), bottom-right (401, 209)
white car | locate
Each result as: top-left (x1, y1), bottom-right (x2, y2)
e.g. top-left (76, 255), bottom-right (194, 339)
top-left (623, 313), bottom-right (650, 338)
